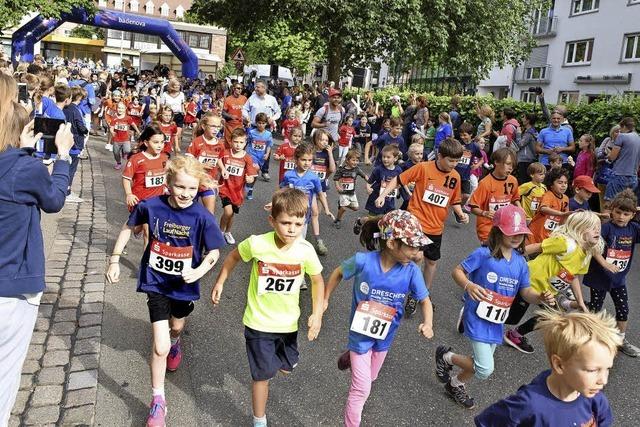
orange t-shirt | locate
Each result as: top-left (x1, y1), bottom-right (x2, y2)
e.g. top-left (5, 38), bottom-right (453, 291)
top-left (528, 190), bottom-right (569, 244)
top-left (469, 173), bottom-right (520, 242)
top-left (399, 161), bottom-right (461, 236)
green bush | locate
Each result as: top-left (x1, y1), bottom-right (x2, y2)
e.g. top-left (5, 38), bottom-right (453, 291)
top-left (343, 87), bottom-right (640, 142)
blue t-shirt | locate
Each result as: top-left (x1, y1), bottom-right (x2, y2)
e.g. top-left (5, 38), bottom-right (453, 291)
top-left (568, 197), bottom-right (590, 211)
top-left (537, 126), bottom-right (574, 165)
top-left (342, 251), bottom-right (429, 354)
top-left (127, 196), bottom-right (225, 301)
top-left (280, 169), bottom-right (322, 223)
top-left (583, 221), bottom-right (640, 289)
top-left (374, 133), bottom-right (406, 164)
top-left (246, 128), bottom-right (273, 167)
top-left (475, 370), bottom-right (613, 427)
top-left (461, 247), bottom-right (530, 345)
top-left (434, 123), bottom-right (453, 149)
top-left (455, 141), bottom-right (483, 181)
top-left (365, 165), bottom-right (402, 215)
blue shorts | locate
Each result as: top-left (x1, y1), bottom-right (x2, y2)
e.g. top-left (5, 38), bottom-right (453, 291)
top-left (605, 175), bottom-right (638, 201)
top-left (471, 340), bottom-right (497, 380)
top-left (244, 326), bottom-right (299, 381)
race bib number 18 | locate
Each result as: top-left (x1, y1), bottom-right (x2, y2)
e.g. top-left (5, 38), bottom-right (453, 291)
top-left (350, 300), bottom-right (397, 340)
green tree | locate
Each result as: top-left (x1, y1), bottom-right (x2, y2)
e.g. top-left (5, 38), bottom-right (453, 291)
top-left (188, 0), bottom-right (549, 82)
top-left (69, 25), bottom-right (104, 40)
top-left (0, 1), bottom-right (95, 33)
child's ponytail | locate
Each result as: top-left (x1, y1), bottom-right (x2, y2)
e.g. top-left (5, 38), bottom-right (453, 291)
top-left (359, 216), bottom-right (383, 251)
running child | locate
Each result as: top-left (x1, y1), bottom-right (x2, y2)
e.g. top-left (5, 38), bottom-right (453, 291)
top-left (456, 123), bottom-right (483, 220)
top-left (519, 162), bottom-right (546, 223)
top-left (584, 189), bottom-right (640, 357)
top-left (333, 149), bottom-right (368, 229)
top-left (433, 112), bottom-right (453, 152)
top-left (468, 148), bottom-right (520, 242)
top-left (211, 188), bottom-right (325, 427)
top-left (504, 211), bottom-right (605, 354)
top-left (353, 115), bottom-right (371, 156)
top-left (246, 112), bottom-right (273, 195)
top-left (309, 128), bottom-right (336, 256)
top-left (399, 142), bottom-right (424, 210)
top-left (361, 145), bottom-right (402, 220)
top-left (274, 126), bottom-right (303, 184)
top-left (218, 128), bottom-right (258, 245)
top-left (110, 102), bottom-right (140, 170)
top-left (158, 106), bottom-right (179, 155)
top-left (103, 89), bottom-right (123, 151)
top-left (373, 118), bottom-right (405, 165)
top-left (435, 205), bottom-right (553, 409)
top-left (280, 108), bottom-right (300, 143)
top-left (528, 168), bottom-right (571, 244)
top-left (338, 116), bottom-right (357, 165)
top-left (375, 138), bottom-right (469, 315)
top-left (107, 155), bottom-right (225, 427)
top-left (127, 95), bottom-right (144, 130)
top-left (184, 94), bottom-right (199, 128)
top-left (476, 310), bottom-right (622, 426)
top-left (324, 210), bottom-right (434, 426)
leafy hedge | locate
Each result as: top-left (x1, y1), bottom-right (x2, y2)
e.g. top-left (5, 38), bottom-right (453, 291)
top-left (343, 87), bottom-right (640, 142)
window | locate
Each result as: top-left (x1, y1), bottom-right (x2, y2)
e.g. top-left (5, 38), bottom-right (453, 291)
top-left (558, 91), bottom-right (580, 104)
top-left (565, 39), bottom-right (593, 65)
top-left (623, 34), bottom-right (640, 61)
top-left (572, 0), bottom-right (599, 15)
top-left (160, 3), bottom-right (169, 17)
top-left (175, 5), bottom-right (185, 19)
top-left (198, 34), bottom-right (209, 49)
top-left (525, 66), bottom-right (547, 79)
top-left (145, 1), bottom-right (154, 14)
top-left (114, 0), bottom-right (124, 10)
top-left (130, 0), bottom-right (139, 12)
top-left (520, 91), bottom-right (537, 103)
top-left (98, 0), bottom-right (107, 7)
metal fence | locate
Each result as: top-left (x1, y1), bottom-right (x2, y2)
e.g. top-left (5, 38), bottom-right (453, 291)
top-left (386, 62), bottom-right (476, 95)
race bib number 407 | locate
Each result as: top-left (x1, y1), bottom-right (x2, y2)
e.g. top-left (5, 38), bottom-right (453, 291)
top-left (149, 241), bottom-right (192, 276)
top-left (350, 300), bottom-right (397, 340)
top-left (256, 261), bottom-right (303, 295)
top-left (422, 184), bottom-right (451, 207)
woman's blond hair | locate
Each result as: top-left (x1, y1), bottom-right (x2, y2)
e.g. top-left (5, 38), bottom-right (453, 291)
top-left (0, 74), bottom-right (20, 152)
top-left (477, 104), bottom-right (495, 121)
top-left (536, 309), bottom-right (622, 363)
top-left (551, 211), bottom-right (604, 256)
top-left (166, 155), bottom-right (214, 190)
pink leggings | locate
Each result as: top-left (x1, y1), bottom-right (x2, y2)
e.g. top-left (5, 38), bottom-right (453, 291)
top-left (344, 349), bottom-right (388, 427)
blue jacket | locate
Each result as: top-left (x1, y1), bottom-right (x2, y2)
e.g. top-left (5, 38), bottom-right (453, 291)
top-left (68, 79), bottom-right (96, 115)
top-left (0, 148), bottom-right (69, 296)
top-left (63, 103), bottom-right (88, 154)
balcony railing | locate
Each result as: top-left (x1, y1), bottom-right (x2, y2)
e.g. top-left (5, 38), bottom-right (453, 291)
top-left (514, 65), bottom-right (552, 84)
top-left (532, 16), bottom-right (558, 37)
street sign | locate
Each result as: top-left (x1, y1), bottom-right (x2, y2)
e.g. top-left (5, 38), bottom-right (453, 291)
top-left (231, 48), bottom-right (245, 62)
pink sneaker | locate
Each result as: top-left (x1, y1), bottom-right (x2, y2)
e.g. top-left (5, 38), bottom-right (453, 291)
top-left (114, 162), bottom-right (122, 170)
top-left (166, 339), bottom-right (182, 372)
top-left (146, 395), bottom-right (166, 427)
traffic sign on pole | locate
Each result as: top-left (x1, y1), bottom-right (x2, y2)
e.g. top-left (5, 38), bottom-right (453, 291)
top-left (231, 48), bottom-right (245, 62)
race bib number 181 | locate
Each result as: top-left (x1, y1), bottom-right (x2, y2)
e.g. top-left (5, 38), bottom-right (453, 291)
top-left (350, 300), bottom-right (397, 340)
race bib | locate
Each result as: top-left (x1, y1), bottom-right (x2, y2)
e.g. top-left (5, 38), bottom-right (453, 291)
top-left (311, 164), bottom-right (327, 180)
top-left (339, 177), bottom-right (355, 191)
top-left (144, 171), bottom-right (166, 188)
top-left (198, 155), bottom-right (218, 166)
top-left (544, 216), bottom-right (560, 231)
top-left (149, 241), bottom-right (192, 276)
top-left (549, 268), bottom-right (574, 292)
top-left (283, 159), bottom-right (296, 170)
top-left (115, 123), bottom-right (128, 131)
top-left (530, 199), bottom-right (540, 212)
top-left (252, 141), bottom-right (266, 151)
top-left (422, 184), bottom-right (451, 207)
top-left (350, 300), bottom-right (397, 340)
top-left (458, 152), bottom-right (471, 166)
top-left (475, 289), bottom-right (514, 324)
top-left (605, 248), bottom-right (631, 272)
top-left (489, 199), bottom-right (510, 212)
top-left (225, 160), bottom-right (245, 177)
top-left (380, 180), bottom-right (397, 198)
top-left (256, 261), bottom-right (302, 295)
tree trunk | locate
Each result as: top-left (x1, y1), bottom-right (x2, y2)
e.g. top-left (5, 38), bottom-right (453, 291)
top-left (327, 35), bottom-right (341, 84)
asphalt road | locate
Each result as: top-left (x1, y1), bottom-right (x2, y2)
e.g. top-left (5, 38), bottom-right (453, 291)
top-left (95, 131), bottom-right (640, 426)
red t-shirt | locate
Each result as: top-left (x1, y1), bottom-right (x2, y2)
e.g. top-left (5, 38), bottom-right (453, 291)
top-left (218, 149), bottom-right (258, 206)
top-left (275, 142), bottom-right (298, 184)
top-left (281, 118), bottom-right (300, 140)
top-left (185, 101), bottom-right (198, 124)
top-left (159, 122), bottom-right (178, 154)
top-left (127, 103), bottom-right (143, 127)
top-left (111, 115), bottom-right (134, 143)
top-left (339, 124), bottom-right (356, 147)
top-left (122, 151), bottom-right (169, 208)
top-left (187, 135), bottom-right (225, 180)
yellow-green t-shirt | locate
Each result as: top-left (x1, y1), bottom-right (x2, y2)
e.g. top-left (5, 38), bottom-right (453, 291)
top-left (238, 232), bottom-right (323, 333)
top-left (528, 235), bottom-right (591, 295)
top-left (519, 181), bottom-right (547, 221)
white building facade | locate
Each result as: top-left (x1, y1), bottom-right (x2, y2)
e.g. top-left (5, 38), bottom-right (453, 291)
top-left (478, 0), bottom-right (640, 103)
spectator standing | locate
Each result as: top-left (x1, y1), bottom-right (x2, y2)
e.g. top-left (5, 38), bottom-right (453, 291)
top-left (594, 125), bottom-right (620, 209)
top-left (535, 110), bottom-right (575, 167)
top-left (605, 117), bottom-right (640, 203)
top-left (516, 113), bottom-right (539, 184)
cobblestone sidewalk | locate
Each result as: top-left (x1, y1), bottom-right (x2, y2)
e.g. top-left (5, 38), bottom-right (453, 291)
top-left (11, 147), bottom-right (108, 426)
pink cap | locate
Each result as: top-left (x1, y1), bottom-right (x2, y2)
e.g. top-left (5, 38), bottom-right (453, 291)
top-left (492, 205), bottom-right (531, 236)
top-left (328, 88), bottom-right (342, 98)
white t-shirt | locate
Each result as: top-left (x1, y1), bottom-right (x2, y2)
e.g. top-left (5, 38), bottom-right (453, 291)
top-left (161, 92), bottom-right (185, 114)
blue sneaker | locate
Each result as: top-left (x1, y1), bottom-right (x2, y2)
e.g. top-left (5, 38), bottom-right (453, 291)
top-left (246, 188), bottom-right (254, 200)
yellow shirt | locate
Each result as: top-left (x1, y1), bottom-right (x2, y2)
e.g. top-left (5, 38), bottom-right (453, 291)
top-left (519, 181), bottom-right (547, 221)
top-left (239, 232), bottom-right (323, 333)
top-left (528, 235), bottom-right (591, 295)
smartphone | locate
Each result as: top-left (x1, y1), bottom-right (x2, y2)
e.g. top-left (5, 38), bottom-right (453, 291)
top-left (18, 83), bottom-right (28, 103)
top-left (34, 117), bottom-right (65, 154)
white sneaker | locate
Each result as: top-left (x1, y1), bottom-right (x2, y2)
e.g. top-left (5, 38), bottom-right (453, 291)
top-left (224, 232), bottom-right (236, 245)
top-left (105, 143), bottom-right (113, 151)
top-left (65, 193), bottom-right (84, 203)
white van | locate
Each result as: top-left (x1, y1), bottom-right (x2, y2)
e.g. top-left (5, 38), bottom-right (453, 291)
top-left (243, 64), bottom-right (294, 87)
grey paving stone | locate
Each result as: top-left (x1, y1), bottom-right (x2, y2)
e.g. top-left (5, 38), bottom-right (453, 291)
top-left (79, 313), bottom-right (102, 327)
top-left (24, 405), bottom-right (60, 425)
top-left (77, 326), bottom-right (101, 340)
top-left (37, 304), bottom-right (54, 319)
top-left (20, 374), bottom-right (34, 390)
top-left (67, 370), bottom-right (98, 390)
top-left (83, 282), bottom-right (104, 293)
top-left (58, 295), bottom-right (81, 309)
top-left (47, 335), bottom-right (72, 351)
top-left (42, 284), bottom-right (60, 295)
top-left (83, 292), bottom-right (103, 304)
top-left (8, 415), bottom-right (21, 427)
top-left (34, 318), bottom-right (50, 332)
top-left (80, 302), bottom-right (103, 314)
top-left (83, 274), bottom-right (104, 284)
top-left (64, 388), bottom-right (96, 408)
top-left (10, 390), bottom-right (30, 414)
top-left (65, 273), bottom-right (86, 281)
top-left (62, 280), bottom-right (83, 289)
top-left (21, 360), bottom-right (40, 375)
top-left (26, 344), bottom-right (44, 360)
top-left (60, 289), bottom-right (82, 298)
top-left (31, 385), bottom-right (63, 407)
top-left (61, 404), bottom-right (95, 425)
top-left (53, 309), bottom-right (77, 323)
top-left (42, 350), bottom-right (70, 367)
top-left (36, 366), bottom-right (66, 385)
top-left (51, 322), bottom-right (76, 336)
top-left (40, 293), bottom-right (58, 305)
top-left (74, 338), bottom-right (100, 355)
top-left (66, 265), bottom-right (86, 274)
top-left (31, 331), bottom-right (47, 345)
top-left (70, 354), bottom-right (99, 372)
top-left (87, 253), bottom-right (106, 261)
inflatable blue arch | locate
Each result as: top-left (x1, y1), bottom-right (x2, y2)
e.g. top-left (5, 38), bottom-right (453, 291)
top-left (11, 7), bottom-right (199, 78)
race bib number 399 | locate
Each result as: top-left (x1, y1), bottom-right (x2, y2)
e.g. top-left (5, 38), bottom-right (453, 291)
top-left (350, 300), bottom-right (397, 340)
top-left (475, 289), bottom-right (514, 324)
top-left (257, 261), bottom-right (302, 295)
top-left (149, 241), bottom-right (193, 276)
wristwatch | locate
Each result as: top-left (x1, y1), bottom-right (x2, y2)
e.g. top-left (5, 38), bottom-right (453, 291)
top-left (57, 153), bottom-right (72, 164)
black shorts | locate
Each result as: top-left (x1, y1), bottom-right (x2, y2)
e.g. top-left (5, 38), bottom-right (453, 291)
top-left (146, 292), bottom-right (194, 323)
top-left (221, 196), bottom-right (240, 214)
top-left (244, 326), bottom-right (299, 381)
top-left (422, 233), bottom-right (442, 261)
top-left (173, 112), bottom-right (185, 128)
top-left (461, 179), bottom-right (471, 195)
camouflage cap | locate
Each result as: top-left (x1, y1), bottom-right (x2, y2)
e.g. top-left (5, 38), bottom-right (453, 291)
top-left (377, 210), bottom-right (433, 248)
